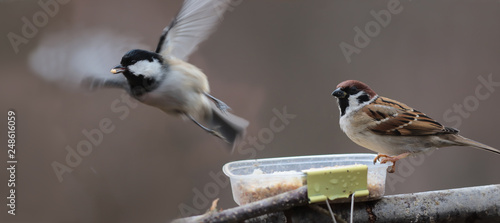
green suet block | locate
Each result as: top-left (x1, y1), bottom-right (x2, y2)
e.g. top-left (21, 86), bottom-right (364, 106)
top-left (305, 165), bottom-right (369, 203)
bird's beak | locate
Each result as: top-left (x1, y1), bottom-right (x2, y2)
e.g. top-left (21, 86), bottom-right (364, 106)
top-left (110, 65), bottom-right (126, 74)
top-left (332, 88), bottom-right (347, 98)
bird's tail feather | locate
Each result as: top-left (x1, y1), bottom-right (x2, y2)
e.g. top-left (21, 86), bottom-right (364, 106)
top-left (208, 105), bottom-right (249, 152)
top-left (450, 135), bottom-right (500, 155)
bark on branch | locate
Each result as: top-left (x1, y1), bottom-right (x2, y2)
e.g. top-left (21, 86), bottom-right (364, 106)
top-left (172, 184), bottom-right (500, 223)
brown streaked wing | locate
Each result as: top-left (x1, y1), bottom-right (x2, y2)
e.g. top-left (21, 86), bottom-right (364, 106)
top-left (363, 97), bottom-right (448, 136)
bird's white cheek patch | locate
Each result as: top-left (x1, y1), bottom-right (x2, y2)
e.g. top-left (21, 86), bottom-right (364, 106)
top-left (128, 59), bottom-right (162, 77)
top-left (346, 92), bottom-right (375, 114)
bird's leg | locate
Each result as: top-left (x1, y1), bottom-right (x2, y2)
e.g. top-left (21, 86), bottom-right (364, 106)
top-left (204, 92), bottom-right (231, 113)
top-left (186, 114), bottom-right (228, 143)
top-left (374, 152), bottom-right (410, 173)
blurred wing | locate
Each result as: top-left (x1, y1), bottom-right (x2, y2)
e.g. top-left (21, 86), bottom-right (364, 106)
top-left (155, 0), bottom-right (232, 61)
top-left (28, 28), bottom-right (146, 91)
top-left (364, 97), bottom-right (455, 136)
top-left (81, 75), bottom-right (129, 92)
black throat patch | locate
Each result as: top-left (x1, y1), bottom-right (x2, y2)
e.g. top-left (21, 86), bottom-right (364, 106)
top-left (338, 97), bottom-right (349, 116)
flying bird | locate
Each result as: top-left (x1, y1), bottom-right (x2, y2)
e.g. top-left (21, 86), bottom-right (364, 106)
top-left (331, 80), bottom-right (499, 173)
top-left (80, 0), bottom-right (248, 149)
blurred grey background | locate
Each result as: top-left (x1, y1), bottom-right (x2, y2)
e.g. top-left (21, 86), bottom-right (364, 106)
top-left (1, 0), bottom-right (500, 222)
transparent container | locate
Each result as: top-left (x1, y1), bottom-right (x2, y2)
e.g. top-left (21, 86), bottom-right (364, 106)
top-left (223, 153), bottom-right (390, 205)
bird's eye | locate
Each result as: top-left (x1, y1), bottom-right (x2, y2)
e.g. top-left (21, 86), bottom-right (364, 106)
top-left (347, 87), bottom-right (359, 95)
top-left (131, 60), bottom-right (137, 64)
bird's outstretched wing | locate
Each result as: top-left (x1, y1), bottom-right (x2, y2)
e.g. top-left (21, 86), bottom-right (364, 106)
top-left (81, 75), bottom-right (129, 92)
top-left (155, 0), bottom-right (232, 61)
top-left (28, 28), bottom-right (145, 91)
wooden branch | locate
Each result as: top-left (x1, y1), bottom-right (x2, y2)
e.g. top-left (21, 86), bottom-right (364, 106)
top-left (172, 184), bottom-right (500, 223)
top-left (172, 186), bottom-right (309, 223)
top-left (332, 184), bottom-right (500, 223)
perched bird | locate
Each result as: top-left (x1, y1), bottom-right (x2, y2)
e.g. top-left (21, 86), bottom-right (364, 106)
top-left (331, 80), bottom-right (500, 173)
top-left (84, 0), bottom-right (248, 149)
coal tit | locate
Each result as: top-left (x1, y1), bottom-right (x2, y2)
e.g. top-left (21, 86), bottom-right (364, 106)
top-left (85, 0), bottom-right (248, 149)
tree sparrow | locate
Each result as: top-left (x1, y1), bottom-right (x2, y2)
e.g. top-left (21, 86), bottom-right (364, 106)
top-left (84, 0), bottom-right (248, 150)
top-left (331, 80), bottom-right (500, 173)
